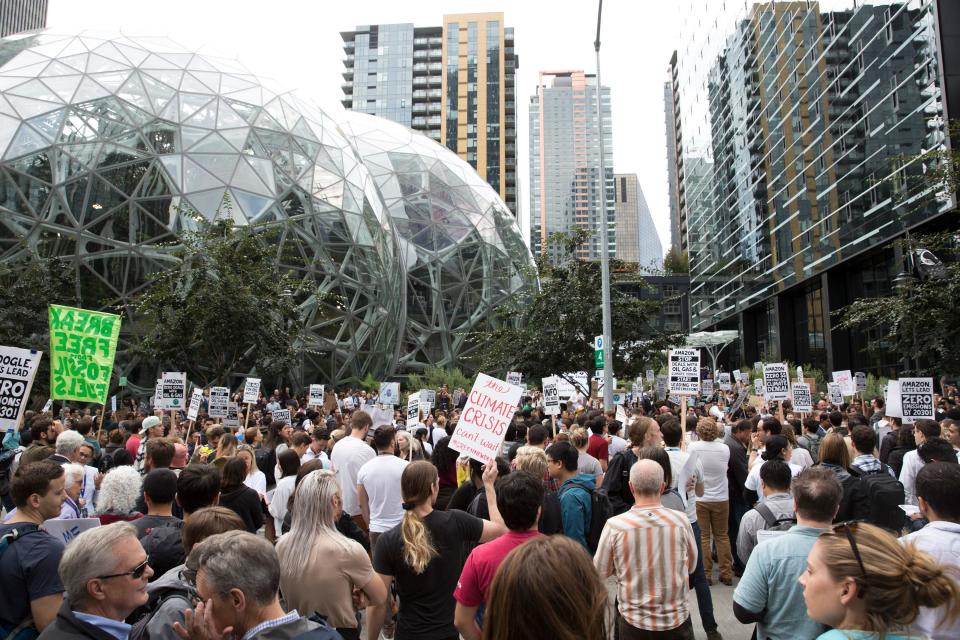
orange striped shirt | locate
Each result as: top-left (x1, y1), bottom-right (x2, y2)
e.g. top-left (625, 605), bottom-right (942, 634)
top-left (593, 504), bottom-right (698, 631)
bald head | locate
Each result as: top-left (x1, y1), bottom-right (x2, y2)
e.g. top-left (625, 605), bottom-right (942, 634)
top-left (629, 458), bottom-right (665, 497)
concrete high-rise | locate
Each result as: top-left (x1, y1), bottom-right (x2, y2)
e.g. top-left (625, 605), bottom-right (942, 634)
top-left (529, 70), bottom-right (614, 261)
top-left (0, 0), bottom-right (47, 38)
top-left (341, 13), bottom-right (518, 216)
top-left (665, 50), bottom-right (684, 254)
top-left (614, 173), bottom-right (662, 269)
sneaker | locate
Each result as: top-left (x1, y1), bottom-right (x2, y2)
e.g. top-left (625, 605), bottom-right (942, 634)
top-left (707, 631), bottom-right (724, 640)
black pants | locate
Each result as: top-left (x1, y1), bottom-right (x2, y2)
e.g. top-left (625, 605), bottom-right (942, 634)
top-left (616, 614), bottom-right (694, 640)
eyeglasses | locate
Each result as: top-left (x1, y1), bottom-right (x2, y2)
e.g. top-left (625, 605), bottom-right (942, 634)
top-left (96, 558), bottom-right (150, 581)
top-left (834, 521), bottom-right (867, 598)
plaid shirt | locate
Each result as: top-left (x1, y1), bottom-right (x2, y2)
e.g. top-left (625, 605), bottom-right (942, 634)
top-left (242, 611), bottom-right (301, 640)
top-left (852, 454), bottom-right (895, 477)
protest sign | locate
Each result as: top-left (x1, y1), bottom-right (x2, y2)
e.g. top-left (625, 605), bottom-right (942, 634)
top-left (160, 372), bottom-right (186, 410)
top-left (506, 371), bottom-right (522, 387)
top-left (827, 382), bottom-right (844, 406)
top-left (900, 378), bottom-right (934, 423)
top-left (0, 346), bottom-right (42, 431)
top-left (542, 376), bottom-right (560, 416)
top-left (615, 404), bottom-right (627, 424)
top-left (753, 361), bottom-right (763, 372)
top-left (225, 402), bottom-right (240, 428)
top-left (668, 348), bottom-right (700, 395)
top-left (187, 388), bottom-right (204, 421)
top-left (449, 373), bottom-right (523, 462)
top-left (308, 384), bottom-right (325, 407)
top-left (754, 378), bottom-right (765, 397)
top-left (645, 369), bottom-right (655, 383)
top-left (208, 386), bottom-right (229, 418)
top-left (593, 372), bottom-right (617, 395)
top-left (702, 379), bottom-right (715, 398)
top-left (273, 408), bottom-right (291, 426)
top-left (42, 398), bottom-right (52, 413)
top-left (832, 370), bottom-right (855, 397)
top-left (110, 395), bottom-right (116, 413)
top-left (791, 383), bottom-right (813, 413)
top-left (369, 404), bottom-right (394, 429)
top-left (48, 305), bottom-right (121, 405)
top-left (656, 375), bottom-right (668, 401)
top-left (763, 363), bottom-right (790, 401)
top-left (406, 393), bottom-right (420, 428)
top-left (885, 380), bottom-right (903, 418)
top-left (379, 382), bottom-right (400, 406)
top-left (796, 366), bottom-right (804, 382)
top-left (421, 389), bottom-right (436, 406)
top-left (611, 392), bottom-right (625, 405)
top-left (718, 372), bottom-right (731, 391)
top-left (242, 378), bottom-right (261, 404)
top-left (42, 518), bottom-right (99, 546)
top-left (854, 372), bottom-right (867, 393)
top-left (153, 379), bottom-right (162, 408)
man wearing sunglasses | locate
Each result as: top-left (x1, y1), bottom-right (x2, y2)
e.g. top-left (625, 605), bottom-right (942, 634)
top-left (38, 522), bottom-right (153, 639)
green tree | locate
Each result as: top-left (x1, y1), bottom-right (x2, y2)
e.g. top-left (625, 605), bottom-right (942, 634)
top-left (471, 230), bottom-right (681, 391)
top-left (405, 366), bottom-right (473, 394)
top-left (130, 214), bottom-right (322, 388)
top-left (662, 246), bottom-right (689, 274)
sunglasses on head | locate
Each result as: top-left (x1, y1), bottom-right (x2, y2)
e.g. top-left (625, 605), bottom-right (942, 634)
top-left (96, 558), bottom-right (149, 581)
top-left (832, 521), bottom-right (867, 598)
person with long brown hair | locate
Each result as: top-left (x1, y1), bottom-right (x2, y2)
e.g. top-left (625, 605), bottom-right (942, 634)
top-left (482, 533), bottom-right (607, 640)
top-left (365, 460), bottom-right (506, 640)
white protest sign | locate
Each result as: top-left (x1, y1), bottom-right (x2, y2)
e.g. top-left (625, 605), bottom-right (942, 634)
top-left (308, 384), bottom-right (325, 407)
top-left (449, 373), bottom-right (523, 462)
top-left (854, 372), bottom-right (867, 393)
top-left (645, 369), bottom-right (655, 383)
top-left (42, 398), bottom-right (53, 413)
top-left (615, 404), bottom-right (627, 424)
top-left (272, 408), bottom-right (291, 426)
top-left (153, 379), bottom-right (162, 408)
top-left (110, 395), bottom-right (117, 413)
top-left (224, 402), bottom-right (240, 428)
top-left (506, 371), bottom-right (522, 387)
top-left (827, 383), bottom-right (844, 406)
top-left (379, 382), bottom-right (400, 406)
top-left (187, 388), bottom-right (204, 421)
top-left (753, 361), bottom-right (763, 372)
top-left (754, 378), bottom-right (765, 397)
top-left (718, 372), bottom-right (731, 391)
top-left (832, 370), bottom-right (855, 397)
top-left (593, 372), bottom-right (617, 395)
top-left (42, 517), bottom-right (100, 545)
top-left (242, 378), bottom-right (261, 405)
top-left (421, 390), bottom-right (436, 406)
top-left (656, 375), bottom-right (668, 400)
top-left (791, 383), bottom-right (813, 413)
top-left (542, 376), bottom-right (560, 416)
top-left (160, 372), bottom-right (186, 410)
top-left (763, 363), bottom-right (790, 401)
top-left (611, 392), bottom-right (625, 405)
top-left (796, 366), bottom-right (804, 382)
top-left (369, 404), bottom-right (394, 429)
top-left (900, 378), bottom-right (934, 423)
top-left (885, 380), bottom-right (903, 418)
top-left (668, 348), bottom-right (700, 395)
top-left (406, 393), bottom-right (420, 428)
top-left (208, 386), bottom-right (229, 418)
top-left (0, 346), bottom-right (42, 432)
top-left (702, 379), bottom-right (715, 397)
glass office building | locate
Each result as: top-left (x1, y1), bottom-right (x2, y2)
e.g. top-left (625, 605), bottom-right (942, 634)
top-left (673, 0), bottom-right (956, 374)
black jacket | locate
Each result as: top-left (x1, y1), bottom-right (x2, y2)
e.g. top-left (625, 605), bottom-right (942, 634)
top-left (601, 448), bottom-right (637, 515)
top-left (724, 433), bottom-right (749, 504)
top-left (37, 601), bottom-right (121, 640)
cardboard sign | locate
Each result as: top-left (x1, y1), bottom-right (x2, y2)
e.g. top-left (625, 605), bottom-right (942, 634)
top-left (506, 371), bottom-right (522, 387)
top-left (668, 348), bottom-right (700, 395)
top-left (272, 408), bottom-right (291, 426)
top-left (763, 363), bottom-right (790, 401)
top-left (0, 346), bottom-right (42, 431)
top-left (449, 373), bottom-right (523, 462)
top-left (225, 402), bottom-right (240, 428)
top-left (48, 305), bottom-right (121, 405)
top-left (187, 388), bottom-right (204, 421)
top-left (308, 384), bottom-right (325, 407)
top-left (718, 372), bottom-right (731, 391)
top-left (379, 382), bottom-right (400, 406)
top-left (900, 378), bottom-right (934, 423)
top-left (42, 517), bottom-right (100, 545)
top-left (885, 380), bottom-right (903, 418)
top-left (827, 382), bottom-right (844, 406)
top-left (854, 372), bottom-right (867, 392)
top-left (832, 370), bottom-right (855, 397)
top-left (160, 372), bottom-right (186, 410)
top-left (208, 386), bottom-right (229, 418)
top-left (242, 378), bottom-right (261, 405)
top-left (754, 378), bottom-right (765, 397)
top-left (702, 379), bottom-right (715, 397)
top-left (542, 376), bottom-right (560, 415)
top-left (656, 375), bottom-right (668, 400)
top-left (791, 383), bottom-right (813, 413)
top-left (406, 393), bottom-right (420, 428)
top-left (369, 404), bottom-right (394, 429)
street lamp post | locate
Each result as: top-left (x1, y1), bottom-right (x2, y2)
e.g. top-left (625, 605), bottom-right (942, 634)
top-left (595, 0), bottom-right (613, 411)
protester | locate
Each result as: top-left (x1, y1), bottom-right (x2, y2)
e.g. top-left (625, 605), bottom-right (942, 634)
top-left (571, 427), bottom-right (603, 488)
top-left (510, 447), bottom-right (563, 534)
top-left (38, 522), bottom-right (153, 639)
top-left (585, 416), bottom-right (609, 472)
top-left (595, 458), bottom-right (700, 639)
top-left (736, 459), bottom-right (795, 563)
top-left (850, 425), bottom-right (895, 477)
top-left (0, 461), bottom-right (66, 635)
top-left (331, 411), bottom-right (375, 531)
top-left (482, 535), bottom-right (607, 640)
top-left (268, 449), bottom-right (300, 535)
top-left (801, 521), bottom-right (960, 640)
top-left (395, 430), bottom-right (424, 462)
top-left (816, 432), bottom-right (868, 522)
top-left (431, 436), bottom-right (460, 509)
top-left (357, 425), bottom-right (408, 551)
top-left (135, 416), bottom-right (164, 474)
top-left (366, 460), bottom-right (506, 640)
top-left (301, 426), bottom-right (331, 467)
top-left (545, 440), bottom-right (594, 550)
top-left (217, 457), bottom-right (264, 533)
top-left (133, 469), bottom-right (181, 539)
top-left (95, 466), bottom-right (143, 524)
top-left (725, 418), bottom-right (752, 574)
top-left (277, 469), bottom-right (386, 640)
top-left (782, 425), bottom-right (814, 469)
top-left (902, 419), bottom-right (947, 505)
top-left (733, 466), bottom-right (842, 640)
top-left (58, 463), bottom-right (87, 519)
top-left (603, 416), bottom-right (663, 514)
top-left (887, 425), bottom-right (916, 477)
top-left (236, 444), bottom-right (266, 495)
top-left (689, 417), bottom-right (733, 585)
top-left (20, 417), bottom-right (57, 465)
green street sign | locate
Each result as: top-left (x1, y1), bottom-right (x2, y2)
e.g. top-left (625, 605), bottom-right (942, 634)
top-left (594, 349), bottom-right (604, 369)
top-left (119, 376), bottom-right (128, 387)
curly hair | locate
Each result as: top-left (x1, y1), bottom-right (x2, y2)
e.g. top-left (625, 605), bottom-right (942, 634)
top-left (95, 466), bottom-right (142, 516)
top-left (695, 417), bottom-right (721, 442)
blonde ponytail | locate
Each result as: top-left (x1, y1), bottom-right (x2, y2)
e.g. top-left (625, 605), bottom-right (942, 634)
top-left (903, 544), bottom-right (960, 613)
top-left (399, 461), bottom-right (440, 575)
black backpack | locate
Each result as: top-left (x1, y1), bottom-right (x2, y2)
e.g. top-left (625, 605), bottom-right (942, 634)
top-left (256, 447), bottom-right (276, 487)
top-left (850, 463), bottom-right (906, 531)
top-left (755, 502), bottom-right (797, 532)
top-left (139, 524), bottom-right (185, 581)
top-left (586, 487), bottom-right (614, 553)
top-left (0, 448), bottom-right (18, 496)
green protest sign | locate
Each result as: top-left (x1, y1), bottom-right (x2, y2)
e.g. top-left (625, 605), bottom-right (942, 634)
top-left (48, 304), bottom-right (121, 405)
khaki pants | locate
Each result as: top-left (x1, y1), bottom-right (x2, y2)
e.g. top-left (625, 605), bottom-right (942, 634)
top-left (695, 500), bottom-right (733, 581)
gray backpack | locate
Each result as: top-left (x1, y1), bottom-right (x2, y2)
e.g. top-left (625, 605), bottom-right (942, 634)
top-left (755, 502), bottom-right (796, 532)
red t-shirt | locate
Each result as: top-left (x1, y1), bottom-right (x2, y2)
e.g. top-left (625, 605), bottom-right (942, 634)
top-left (125, 434), bottom-right (141, 459)
top-left (587, 433), bottom-right (609, 461)
top-left (454, 530), bottom-right (541, 607)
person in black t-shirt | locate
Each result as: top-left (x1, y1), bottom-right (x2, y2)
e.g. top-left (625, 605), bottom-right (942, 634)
top-left (366, 460), bottom-right (506, 640)
top-left (134, 469), bottom-right (182, 539)
top-left (217, 457), bottom-right (264, 533)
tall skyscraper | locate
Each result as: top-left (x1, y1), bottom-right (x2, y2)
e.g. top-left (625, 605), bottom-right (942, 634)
top-left (674, 0), bottom-right (955, 374)
top-left (664, 50), bottom-right (684, 254)
top-left (529, 70), bottom-right (614, 261)
top-left (0, 0), bottom-right (47, 38)
top-left (340, 13), bottom-right (518, 216)
top-left (614, 173), bottom-right (662, 269)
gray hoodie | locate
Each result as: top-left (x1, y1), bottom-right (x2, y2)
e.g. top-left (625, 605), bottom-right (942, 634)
top-left (141, 564), bottom-right (196, 640)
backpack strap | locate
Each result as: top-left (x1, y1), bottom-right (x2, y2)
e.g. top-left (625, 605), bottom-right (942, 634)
top-left (755, 502), bottom-right (777, 528)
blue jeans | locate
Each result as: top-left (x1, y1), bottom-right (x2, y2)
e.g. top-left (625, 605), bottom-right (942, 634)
top-left (690, 520), bottom-right (718, 633)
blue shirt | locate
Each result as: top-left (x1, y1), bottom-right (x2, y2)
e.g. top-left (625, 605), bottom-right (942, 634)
top-left (733, 525), bottom-right (828, 640)
top-left (817, 631), bottom-right (918, 640)
top-left (73, 612), bottom-right (131, 640)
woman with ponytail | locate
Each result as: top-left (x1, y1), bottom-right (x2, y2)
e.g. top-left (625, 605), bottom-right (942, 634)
top-left (367, 460), bottom-right (507, 640)
top-left (800, 521), bottom-right (960, 639)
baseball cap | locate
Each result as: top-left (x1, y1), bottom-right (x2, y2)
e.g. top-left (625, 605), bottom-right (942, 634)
top-left (140, 415), bottom-right (161, 434)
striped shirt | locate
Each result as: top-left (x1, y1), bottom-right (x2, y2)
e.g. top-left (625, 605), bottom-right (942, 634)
top-left (594, 504), bottom-right (698, 631)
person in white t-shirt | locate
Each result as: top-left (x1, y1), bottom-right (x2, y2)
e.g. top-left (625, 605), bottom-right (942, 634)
top-left (330, 410), bottom-right (375, 531)
top-left (744, 435), bottom-right (802, 504)
top-left (689, 417), bottom-right (733, 585)
top-left (301, 426), bottom-right (331, 469)
top-left (357, 425), bottom-right (409, 551)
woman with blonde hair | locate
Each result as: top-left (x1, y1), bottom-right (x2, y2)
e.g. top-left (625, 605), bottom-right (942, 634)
top-left (513, 445), bottom-right (563, 534)
top-left (482, 535), bottom-right (607, 640)
top-left (800, 522), bottom-right (959, 640)
top-left (277, 470), bottom-right (386, 640)
top-left (816, 432), bottom-right (868, 522)
top-left (570, 427), bottom-right (603, 488)
top-left (396, 430), bottom-right (425, 462)
top-left (366, 460), bottom-right (506, 640)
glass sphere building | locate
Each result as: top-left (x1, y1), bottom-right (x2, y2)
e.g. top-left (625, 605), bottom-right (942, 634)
top-left (0, 32), bottom-right (534, 386)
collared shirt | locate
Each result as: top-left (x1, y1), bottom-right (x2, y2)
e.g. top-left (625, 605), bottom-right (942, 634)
top-left (242, 610), bottom-right (301, 640)
top-left (734, 525), bottom-right (828, 640)
top-left (852, 454), bottom-right (894, 477)
top-left (901, 521), bottom-right (960, 640)
top-left (74, 611), bottom-right (132, 640)
top-left (898, 449), bottom-right (924, 505)
top-left (736, 492), bottom-right (795, 563)
top-left (594, 504), bottom-right (697, 632)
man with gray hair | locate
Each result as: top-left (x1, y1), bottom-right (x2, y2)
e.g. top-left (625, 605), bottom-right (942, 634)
top-left (172, 530), bottom-right (328, 640)
top-left (49, 429), bottom-right (86, 465)
top-left (594, 458), bottom-right (699, 639)
top-left (38, 521), bottom-right (154, 639)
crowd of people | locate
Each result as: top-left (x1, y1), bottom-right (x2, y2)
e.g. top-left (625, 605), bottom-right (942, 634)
top-left (1, 380), bottom-right (959, 640)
